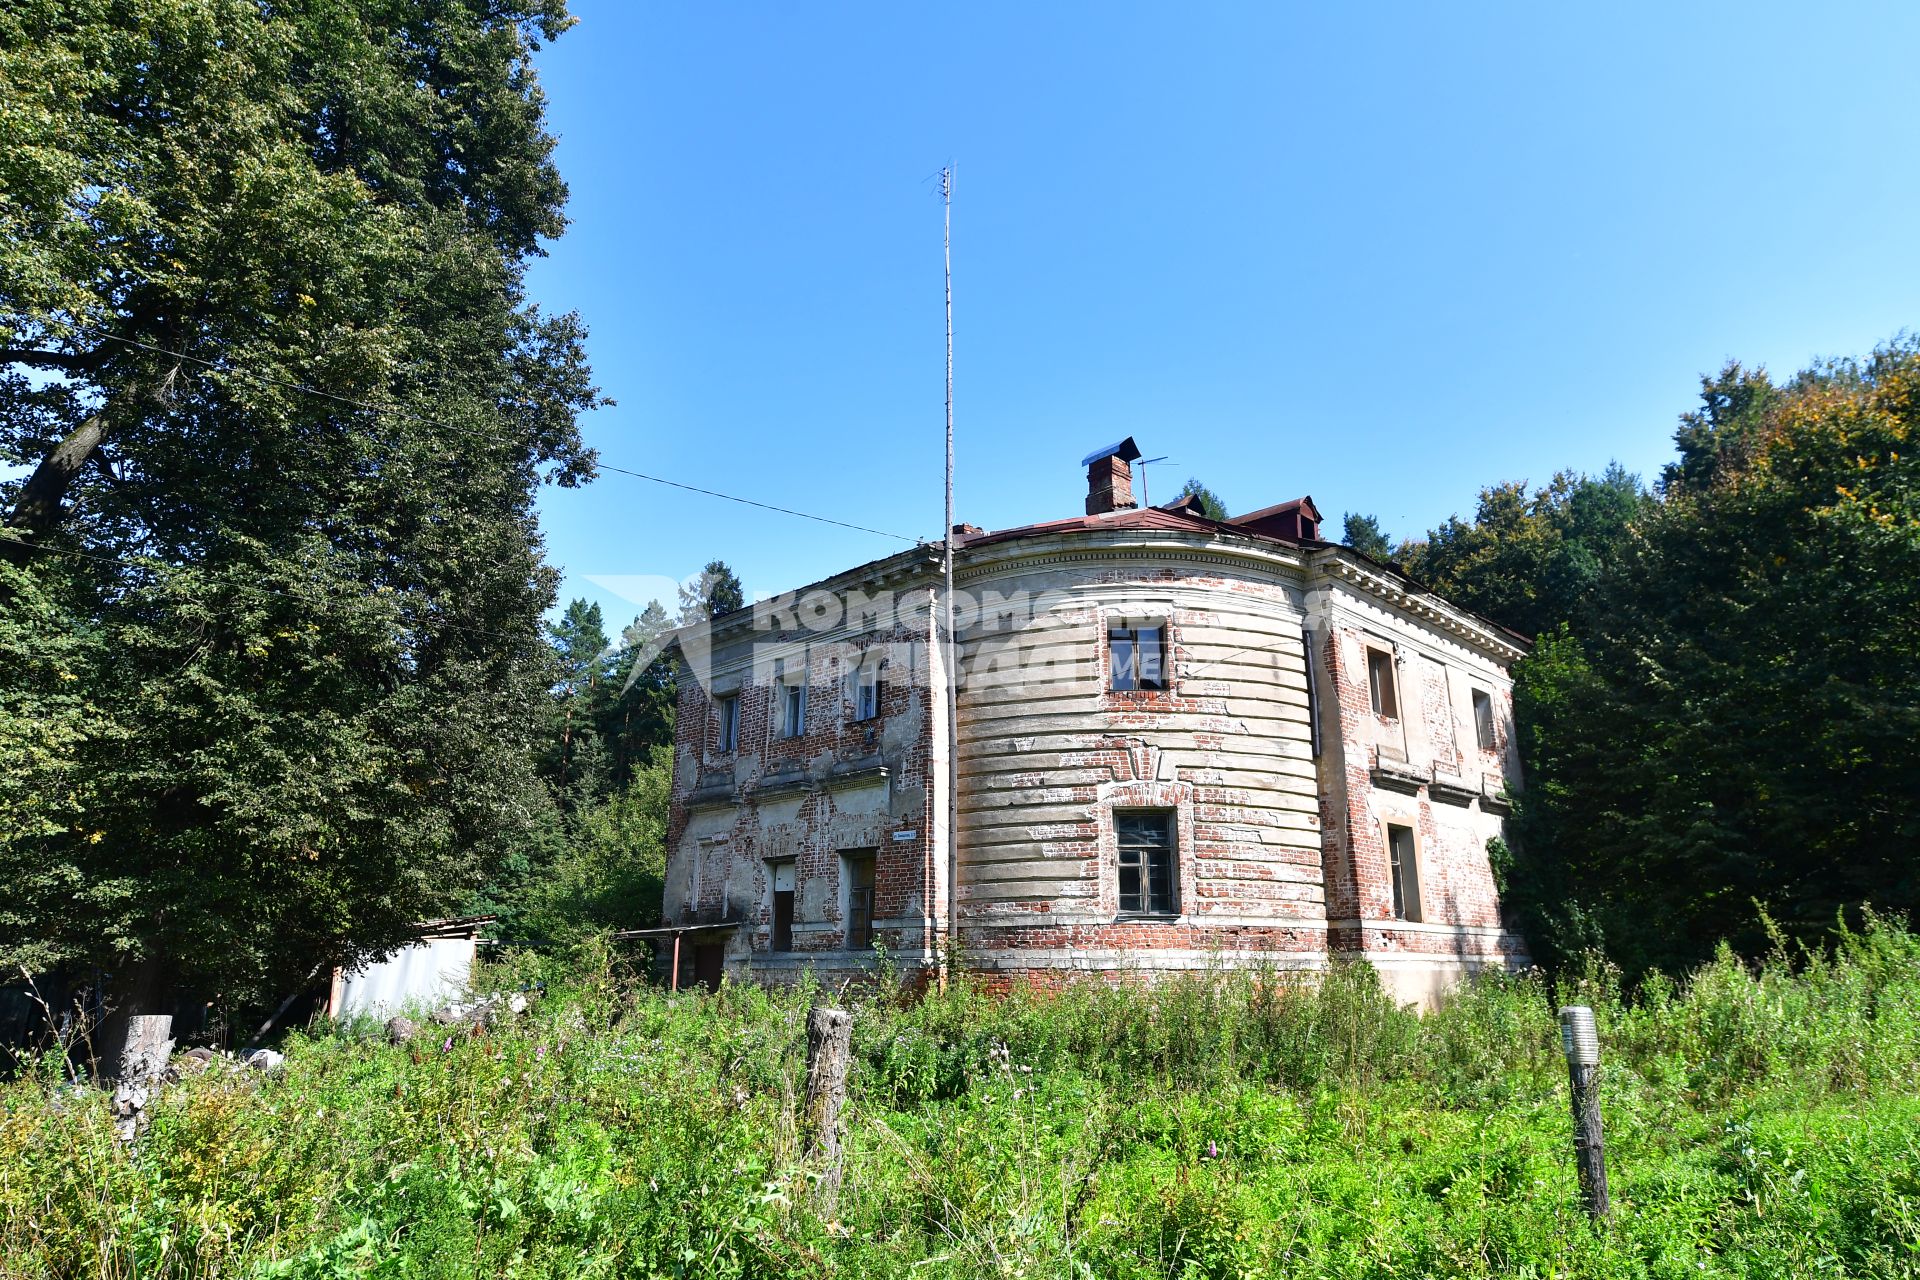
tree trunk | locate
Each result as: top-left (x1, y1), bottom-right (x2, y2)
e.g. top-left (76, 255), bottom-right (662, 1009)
top-left (802, 1006), bottom-right (853, 1212)
top-left (3, 368), bottom-right (172, 567)
top-left (95, 955), bottom-right (174, 1085)
top-left (3, 410), bottom-right (111, 565)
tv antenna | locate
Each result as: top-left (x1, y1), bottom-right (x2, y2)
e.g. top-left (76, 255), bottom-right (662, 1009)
top-left (938, 164), bottom-right (959, 987)
top-left (1134, 455), bottom-right (1176, 508)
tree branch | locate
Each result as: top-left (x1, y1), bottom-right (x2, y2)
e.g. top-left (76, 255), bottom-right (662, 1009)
top-left (0, 347), bottom-right (101, 374)
top-left (1, 362), bottom-right (180, 567)
top-left (3, 411), bottom-right (110, 564)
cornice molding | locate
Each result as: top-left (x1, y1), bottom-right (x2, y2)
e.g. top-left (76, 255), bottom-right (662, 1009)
top-left (1315, 552), bottom-right (1529, 663)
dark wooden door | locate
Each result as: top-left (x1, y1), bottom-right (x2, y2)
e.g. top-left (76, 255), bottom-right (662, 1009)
top-left (693, 944), bottom-right (724, 993)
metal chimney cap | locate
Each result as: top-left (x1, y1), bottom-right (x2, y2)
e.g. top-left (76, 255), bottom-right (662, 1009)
top-left (1080, 437), bottom-right (1142, 467)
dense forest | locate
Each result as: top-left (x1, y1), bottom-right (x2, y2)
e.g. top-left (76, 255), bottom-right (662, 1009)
top-left (1354, 350), bottom-right (1920, 976)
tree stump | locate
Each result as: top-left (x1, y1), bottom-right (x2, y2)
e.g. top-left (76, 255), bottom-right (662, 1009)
top-left (106, 1014), bottom-right (174, 1142)
top-left (802, 1007), bottom-right (853, 1212)
top-left (116, 1014), bottom-right (175, 1085)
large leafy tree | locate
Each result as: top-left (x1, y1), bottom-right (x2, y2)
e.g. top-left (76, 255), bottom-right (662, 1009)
top-left (1398, 465), bottom-right (1649, 641)
top-left (0, 0), bottom-right (600, 1064)
top-left (1509, 352), bottom-right (1920, 974)
top-left (1418, 353), bottom-right (1920, 975)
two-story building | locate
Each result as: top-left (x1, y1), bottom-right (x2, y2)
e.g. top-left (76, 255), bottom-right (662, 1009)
top-left (662, 439), bottom-right (1529, 1004)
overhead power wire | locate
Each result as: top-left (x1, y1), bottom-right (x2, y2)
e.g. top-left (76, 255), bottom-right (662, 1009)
top-left (592, 462), bottom-right (917, 542)
top-left (76, 330), bottom-right (922, 543)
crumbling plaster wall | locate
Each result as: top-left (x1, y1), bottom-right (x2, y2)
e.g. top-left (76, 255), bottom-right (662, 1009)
top-left (664, 584), bottom-right (944, 979)
top-left (951, 545), bottom-right (1329, 975)
top-left (1308, 575), bottom-right (1528, 1005)
top-left (661, 536), bottom-right (1531, 1004)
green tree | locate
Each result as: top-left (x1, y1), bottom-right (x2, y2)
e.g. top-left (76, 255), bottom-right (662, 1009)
top-left (679, 559), bottom-right (744, 623)
top-left (1176, 477), bottom-right (1229, 520)
top-left (519, 744), bottom-right (673, 941)
top-left (1399, 466), bottom-right (1647, 639)
top-left (601, 600), bottom-right (677, 786)
top-left (545, 598), bottom-right (612, 803)
top-left (1508, 350), bottom-right (1920, 974)
top-left (0, 0), bottom-right (599, 1070)
top-left (1340, 512), bottom-right (1393, 560)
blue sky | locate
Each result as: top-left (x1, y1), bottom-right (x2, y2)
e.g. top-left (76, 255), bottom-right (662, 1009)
top-left (526, 1), bottom-right (1920, 627)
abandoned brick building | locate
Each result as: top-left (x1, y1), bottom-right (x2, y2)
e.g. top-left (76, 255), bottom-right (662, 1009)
top-left (662, 438), bottom-right (1530, 1004)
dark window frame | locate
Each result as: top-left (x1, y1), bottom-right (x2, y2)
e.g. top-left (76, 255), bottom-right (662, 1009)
top-left (769, 860), bottom-right (795, 952)
top-left (1115, 809), bottom-right (1178, 916)
top-left (779, 678), bottom-right (807, 739)
top-left (715, 693), bottom-right (740, 754)
top-left (1386, 822), bottom-right (1423, 923)
top-left (1471, 688), bottom-right (1496, 751)
top-left (853, 660), bottom-right (883, 722)
top-left (1367, 647), bottom-right (1399, 720)
top-left (843, 851), bottom-right (877, 951)
top-left (1108, 621), bottom-right (1169, 692)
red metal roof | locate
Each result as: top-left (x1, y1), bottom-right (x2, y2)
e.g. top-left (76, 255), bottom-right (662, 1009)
top-left (952, 498), bottom-right (1530, 646)
top-left (956, 502), bottom-right (1239, 549)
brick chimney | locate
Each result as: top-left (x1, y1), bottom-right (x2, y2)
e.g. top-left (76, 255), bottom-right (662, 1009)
top-left (1082, 437), bottom-right (1142, 515)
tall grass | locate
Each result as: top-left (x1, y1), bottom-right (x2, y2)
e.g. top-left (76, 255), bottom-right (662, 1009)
top-left (2, 922), bottom-right (1917, 1278)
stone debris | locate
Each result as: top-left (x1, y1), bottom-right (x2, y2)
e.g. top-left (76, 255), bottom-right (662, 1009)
top-left (427, 990), bottom-right (535, 1030)
top-left (385, 1015), bottom-right (418, 1045)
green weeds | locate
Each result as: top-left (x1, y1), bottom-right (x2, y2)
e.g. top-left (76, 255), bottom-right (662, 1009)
top-left (3, 923), bottom-right (1918, 1277)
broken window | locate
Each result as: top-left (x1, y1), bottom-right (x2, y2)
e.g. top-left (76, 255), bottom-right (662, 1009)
top-left (843, 851), bottom-right (877, 950)
top-left (779, 676), bottom-right (807, 739)
top-left (1116, 810), bottom-right (1177, 915)
top-left (1367, 647), bottom-right (1399, 720)
top-left (1472, 688), bottom-right (1496, 751)
top-left (715, 694), bottom-right (739, 753)
top-left (769, 861), bottom-right (795, 952)
top-left (1387, 823), bottom-right (1422, 922)
top-left (853, 659), bottom-right (883, 722)
top-left (1109, 622), bottom-right (1167, 691)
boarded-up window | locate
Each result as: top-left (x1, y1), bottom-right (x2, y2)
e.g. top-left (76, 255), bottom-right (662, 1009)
top-left (1117, 810), bottom-right (1177, 915)
top-left (1387, 823), bottom-right (1422, 922)
top-left (1109, 623), bottom-right (1167, 691)
top-left (770, 861), bottom-right (795, 952)
top-left (1368, 648), bottom-right (1399, 720)
top-left (1472, 688), bottom-right (1496, 751)
top-left (843, 852), bottom-right (876, 950)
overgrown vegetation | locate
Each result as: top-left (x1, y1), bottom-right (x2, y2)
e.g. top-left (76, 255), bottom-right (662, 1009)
top-left (1375, 343), bottom-right (1920, 977)
top-left (0, 0), bottom-right (601, 1048)
top-left (5, 920), bottom-right (1917, 1278)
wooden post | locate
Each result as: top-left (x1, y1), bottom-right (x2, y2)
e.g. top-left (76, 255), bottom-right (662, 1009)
top-left (1559, 1005), bottom-right (1610, 1221)
top-left (802, 1006), bottom-right (853, 1211)
top-left (670, 933), bottom-right (681, 994)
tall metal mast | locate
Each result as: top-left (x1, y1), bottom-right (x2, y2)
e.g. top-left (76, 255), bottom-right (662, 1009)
top-left (940, 167), bottom-right (959, 985)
